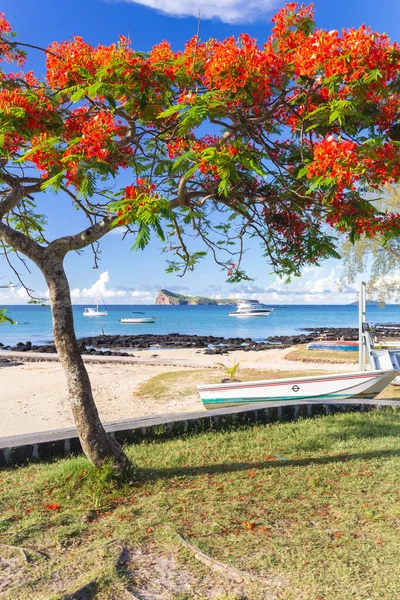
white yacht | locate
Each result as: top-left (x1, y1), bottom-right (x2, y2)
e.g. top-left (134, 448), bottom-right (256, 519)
top-left (229, 300), bottom-right (273, 318)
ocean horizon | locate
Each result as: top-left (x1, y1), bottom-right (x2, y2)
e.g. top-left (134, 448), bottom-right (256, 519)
top-left (2, 303), bottom-right (400, 347)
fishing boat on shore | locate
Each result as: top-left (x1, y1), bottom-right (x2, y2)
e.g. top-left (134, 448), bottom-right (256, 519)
top-left (198, 370), bottom-right (397, 409)
top-left (198, 282), bottom-right (400, 409)
top-left (120, 312), bottom-right (156, 324)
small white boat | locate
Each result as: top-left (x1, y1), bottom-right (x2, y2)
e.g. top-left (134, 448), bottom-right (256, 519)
top-left (229, 300), bottom-right (273, 317)
top-left (83, 289), bottom-right (108, 317)
top-left (83, 307), bottom-right (108, 317)
top-left (120, 312), bottom-right (156, 324)
top-left (198, 370), bottom-right (398, 410)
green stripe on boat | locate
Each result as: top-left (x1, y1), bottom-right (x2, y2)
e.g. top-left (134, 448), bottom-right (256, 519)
top-left (202, 393), bottom-right (376, 404)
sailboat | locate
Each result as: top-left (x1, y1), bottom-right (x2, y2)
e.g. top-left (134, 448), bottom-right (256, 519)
top-left (198, 282), bottom-right (400, 409)
top-left (83, 289), bottom-right (108, 317)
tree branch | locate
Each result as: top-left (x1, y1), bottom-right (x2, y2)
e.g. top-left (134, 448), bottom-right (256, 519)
top-left (47, 217), bottom-right (117, 257)
top-left (0, 221), bottom-right (45, 265)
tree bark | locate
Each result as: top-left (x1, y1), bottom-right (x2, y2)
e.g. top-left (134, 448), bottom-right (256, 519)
top-left (42, 253), bottom-right (129, 470)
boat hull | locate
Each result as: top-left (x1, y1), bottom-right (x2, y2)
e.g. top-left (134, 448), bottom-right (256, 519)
top-left (83, 311), bottom-right (108, 317)
top-left (229, 312), bottom-right (271, 317)
top-left (120, 317), bottom-right (156, 324)
top-left (198, 370), bottom-right (398, 410)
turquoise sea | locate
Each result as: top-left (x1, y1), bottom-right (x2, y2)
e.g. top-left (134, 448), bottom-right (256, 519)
top-left (2, 303), bottom-right (400, 346)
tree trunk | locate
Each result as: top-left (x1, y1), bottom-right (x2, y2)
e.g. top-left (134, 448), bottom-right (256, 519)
top-left (42, 254), bottom-right (129, 470)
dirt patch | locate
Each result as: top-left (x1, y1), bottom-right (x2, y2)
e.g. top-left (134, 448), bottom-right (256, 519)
top-left (0, 552), bottom-right (26, 593)
top-left (123, 545), bottom-right (273, 599)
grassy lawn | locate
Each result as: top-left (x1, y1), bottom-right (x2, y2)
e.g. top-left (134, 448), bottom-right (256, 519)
top-left (134, 368), bottom-right (328, 403)
top-left (3, 411), bottom-right (400, 598)
top-left (285, 346), bottom-right (359, 364)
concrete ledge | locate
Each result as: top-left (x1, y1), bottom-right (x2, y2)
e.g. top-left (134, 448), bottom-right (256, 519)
top-left (2, 398), bottom-right (400, 466)
top-left (0, 350), bottom-right (216, 369)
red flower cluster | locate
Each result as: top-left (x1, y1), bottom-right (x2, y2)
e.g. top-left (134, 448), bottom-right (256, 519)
top-left (307, 137), bottom-right (359, 188)
top-left (0, 12), bottom-right (25, 66)
top-left (116, 179), bottom-right (158, 225)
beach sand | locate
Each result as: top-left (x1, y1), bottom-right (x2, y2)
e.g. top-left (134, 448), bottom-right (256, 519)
top-left (1, 347), bottom-right (356, 437)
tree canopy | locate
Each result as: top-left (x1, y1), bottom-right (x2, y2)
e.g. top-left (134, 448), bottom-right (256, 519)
top-left (0, 2), bottom-right (400, 282)
top-left (340, 185), bottom-right (400, 303)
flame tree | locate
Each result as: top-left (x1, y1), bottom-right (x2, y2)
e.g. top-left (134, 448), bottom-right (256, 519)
top-left (0, 4), bottom-right (399, 468)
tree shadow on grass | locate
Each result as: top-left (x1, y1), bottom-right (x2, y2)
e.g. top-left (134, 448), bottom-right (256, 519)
top-left (319, 407), bottom-right (400, 443)
top-left (135, 448), bottom-right (400, 483)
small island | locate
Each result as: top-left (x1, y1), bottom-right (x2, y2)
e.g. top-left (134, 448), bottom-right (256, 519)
top-left (155, 289), bottom-right (236, 305)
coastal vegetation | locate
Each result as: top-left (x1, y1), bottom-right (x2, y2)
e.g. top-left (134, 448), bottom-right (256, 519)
top-left (340, 186), bottom-right (400, 304)
top-left (0, 3), bottom-right (399, 467)
top-left (214, 360), bottom-right (244, 382)
top-left (155, 289), bottom-right (235, 305)
top-left (2, 410), bottom-right (400, 599)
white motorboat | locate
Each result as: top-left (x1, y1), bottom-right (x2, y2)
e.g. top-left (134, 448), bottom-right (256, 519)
top-left (229, 299), bottom-right (273, 317)
top-left (199, 282), bottom-right (400, 410)
top-left (120, 312), bottom-right (156, 324)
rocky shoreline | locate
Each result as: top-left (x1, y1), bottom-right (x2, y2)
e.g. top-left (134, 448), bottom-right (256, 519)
top-left (0, 326), bottom-right (365, 357)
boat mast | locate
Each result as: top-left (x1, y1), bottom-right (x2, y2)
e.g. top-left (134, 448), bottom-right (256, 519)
top-left (358, 281), bottom-right (367, 371)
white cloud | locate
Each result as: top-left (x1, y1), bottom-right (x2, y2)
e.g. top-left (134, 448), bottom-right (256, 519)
top-left (108, 226), bottom-right (129, 236)
top-left (122, 0), bottom-right (278, 24)
top-left (0, 286), bottom-right (30, 303)
top-left (217, 267), bottom-right (359, 305)
top-left (0, 272), bottom-right (157, 305)
top-left (70, 271), bottom-right (156, 304)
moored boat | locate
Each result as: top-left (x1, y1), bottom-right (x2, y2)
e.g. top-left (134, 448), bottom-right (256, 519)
top-left (229, 300), bottom-right (273, 317)
top-left (83, 289), bottom-right (108, 317)
top-left (83, 307), bottom-right (108, 317)
top-left (120, 312), bottom-right (156, 324)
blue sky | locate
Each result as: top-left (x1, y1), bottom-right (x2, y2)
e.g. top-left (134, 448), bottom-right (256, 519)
top-left (1, 0), bottom-right (399, 305)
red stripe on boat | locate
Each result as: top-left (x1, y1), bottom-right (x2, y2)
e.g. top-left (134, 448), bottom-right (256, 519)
top-left (199, 373), bottom-right (378, 393)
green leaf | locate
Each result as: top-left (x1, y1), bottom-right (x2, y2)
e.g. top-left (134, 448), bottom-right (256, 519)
top-left (132, 222), bottom-right (151, 250)
top-left (157, 103), bottom-right (185, 119)
top-left (297, 164), bottom-right (309, 178)
top-left (41, 170), bottom-right (67, 192)
top-left (0, 308), bottom-right (15, 325)
top-left (88, 81), bottom-right (104, 97)
top-left (70, 88), bottom-right (87, 103)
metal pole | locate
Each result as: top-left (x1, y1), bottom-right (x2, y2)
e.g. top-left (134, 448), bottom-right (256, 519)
top-left (359, 281), bottom-right (367, 371)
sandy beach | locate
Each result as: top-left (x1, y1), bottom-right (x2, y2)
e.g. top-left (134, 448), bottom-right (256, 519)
top-left (0, 346), bottom-right (357, 438)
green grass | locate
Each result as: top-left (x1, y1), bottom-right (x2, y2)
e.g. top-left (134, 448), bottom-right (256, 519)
top-left (285, 346), bottom-right (359, 364)
top-left (3, 411), bottom-right (400, 598)
top-left (135, 368), bottom-right (328, 402)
